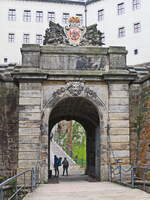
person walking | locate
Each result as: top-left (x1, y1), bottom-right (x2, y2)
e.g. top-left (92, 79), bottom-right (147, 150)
top-left (54, 155), bottom-right (62, 177)
top-left (57, 157), bottom-right (62, 177)
top-left (62, 157), bottom-right (69, 176)
top-left (54, 155), bottom-right (59, 177)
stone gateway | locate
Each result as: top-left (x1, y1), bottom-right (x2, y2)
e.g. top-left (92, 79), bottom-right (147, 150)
top-left (0, 43), bottom-right (150, 182)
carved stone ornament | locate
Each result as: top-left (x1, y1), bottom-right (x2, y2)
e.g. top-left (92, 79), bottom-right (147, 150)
top-left (43, 21), bottom-right (68, 45)
top-left (43, 17), bottom-right (104, 46)
top-left (52, 87), bottom-right (66, 98)
top-left (47, 82), bottom-right (105, 109)
top-left (64, 16), bottom-right (85, 46)
top-left (66, 82), bottom-right (84, 96)
top-left (84, 87), bottom-right (104, 107)
top-left (81, 24), bottom-right (104, 46)
top-left (84, 87), bottom-right (97, 98)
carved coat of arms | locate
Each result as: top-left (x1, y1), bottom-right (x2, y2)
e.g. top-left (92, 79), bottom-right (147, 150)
top-left (43, 16), bottom-right (104, 46)
top-left (64, 17), bottom-right (85, 46)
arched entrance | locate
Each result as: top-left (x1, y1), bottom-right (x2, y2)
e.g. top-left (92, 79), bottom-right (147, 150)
top-left (48, 97), bottom-right (101, 180)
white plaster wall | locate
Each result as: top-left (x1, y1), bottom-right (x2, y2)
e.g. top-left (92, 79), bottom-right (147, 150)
top-left (0, 0), bottom-right (150, 65)
top-left (0, 0), bottom-right (84, 64)
top-left (87, 0), bottom-right (150, 65)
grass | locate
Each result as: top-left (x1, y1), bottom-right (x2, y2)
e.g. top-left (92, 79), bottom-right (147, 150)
top-left (72, 144), bottom-right (86, 168)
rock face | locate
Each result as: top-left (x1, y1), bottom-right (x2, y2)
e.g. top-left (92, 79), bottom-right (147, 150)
top-left (0, 44), bottom-right (150, 182)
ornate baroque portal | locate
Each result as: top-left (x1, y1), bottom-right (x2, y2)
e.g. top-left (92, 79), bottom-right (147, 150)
top-left (14, 17), bottom-right (136, 183)
top-left (40, 81), bottom-right (106, 181)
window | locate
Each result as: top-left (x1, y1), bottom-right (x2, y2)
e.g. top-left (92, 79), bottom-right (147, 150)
top-left (23, 10), bottom-right (31, 22)
top-left (117, 3), bottom-right (125, 15)
top-left (8, 33), bottom-right (15, 43)
top-left (133, 0), bottom-right (140, 10)
top-left (23, 34), bottom-right (30, 44)
top-left (8, 9), bottom-right (16, 21)
top-left (36, 11), bottom-right (43, 22)
top-left (134, 23), bottom-right (141, 33)
top-left (62, 13), bottom-right (69, 24)
top-left (118, 27), bottom-right (125, 37)
top-left (101, 33), bottom-right (105, 43)
top-left (48, 12), bottom-right (55, 22)
top-left (98, 9), bottom-right (104, 21)
top-left (76, 14), bottom-right (83, 25)
top-left (134, 49), bottom-right (138, 55)
top-left (36, 34), bottom-right (42, 44)
top-left (4, 58), bottom-right (8, 63)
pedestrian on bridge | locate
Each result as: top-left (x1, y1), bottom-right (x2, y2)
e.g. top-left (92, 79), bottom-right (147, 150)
top-left (54, 155), bottom-right (59, 177)
top-left (62, 157), bottom-right (69, 176)
top-left (54, 155), bottom-right (62, 177)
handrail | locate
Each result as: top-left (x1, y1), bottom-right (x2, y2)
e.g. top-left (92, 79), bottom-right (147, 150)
top-left (110, 165), bottom-right (150, 193)
top-left (0, 170), bottom-right (31, 188)
top-left (0, 167), bottom-right (40, 200)
top-left (131, 166), bottom-right (150, 191)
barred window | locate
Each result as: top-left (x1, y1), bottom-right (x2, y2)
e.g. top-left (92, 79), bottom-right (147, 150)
top-left (8, 9), bottom-right (16, 21)
top-left (134, 49), bottom-right (138, 55)
top-left (134, 23), bottom-right (141, 33)
top-left (133, 0), bottom-right (140, 10)
top-left (98, 9), bottom-right (104, 21)
top-left (118, 27), bottom-right (125, 37)
top-left (23, 10), bottom-right (31, 22)
top-left (101, 33), bottom-right (105, 43)
top-left (8, 33), bottom-right (15, 43)
top-left (62, 13), bottom-right (69, 24)
top-left (36, 11), bottom-right (43, 22)
top-left (23, 34), bottom-right (30, 44)
top-left (76, 14), bottom-right (83, 25)
top-left (4, 58), bottom-right (8, 63)
top-left (36, 34), bottom-right (43, 44)
top-left (117, 3), bottom-right (125, 15)
top-left (48, 12), bottom-right (55, 22)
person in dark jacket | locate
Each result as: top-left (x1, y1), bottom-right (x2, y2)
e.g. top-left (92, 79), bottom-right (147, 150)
top-left (62, 157), bottom-right (69, 176)
top-left (54, 155), bottom-right (59, 177)
top-left (54, 155), bottom-right (62, 177)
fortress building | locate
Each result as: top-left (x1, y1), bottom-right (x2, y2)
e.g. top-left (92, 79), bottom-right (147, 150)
top-left (0, 0), bottom-right (149, 65)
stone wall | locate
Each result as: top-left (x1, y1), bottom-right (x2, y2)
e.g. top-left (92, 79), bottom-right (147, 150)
top-left (0, 80), bottom-right (19, 177)
top-left (130, 75), bottom-right (150, 167)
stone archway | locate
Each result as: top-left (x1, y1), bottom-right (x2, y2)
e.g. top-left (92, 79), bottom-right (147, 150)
top-left (48, 97), bottom-right (100, 179)
top-left (41, 81), bottom-right (107, 182)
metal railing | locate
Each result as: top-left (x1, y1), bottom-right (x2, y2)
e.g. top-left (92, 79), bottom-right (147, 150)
top-left (110, 165), bottom-right (150, 193)
top-left (0, 167), bottom-right (40, 200)
top-left (131, 166), bottom-right (150, 192)
top-left (109, 164), bottom-right (132, 186)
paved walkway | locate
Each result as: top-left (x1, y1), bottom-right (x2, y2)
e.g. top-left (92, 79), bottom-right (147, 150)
top-left (23, 174), bottom-right (150, 200)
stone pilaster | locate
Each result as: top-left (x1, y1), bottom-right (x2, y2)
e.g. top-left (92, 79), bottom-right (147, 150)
top-left (108, 82), bottom-right (130, 165)
top-left (17, 82), bottom-right (43, 179)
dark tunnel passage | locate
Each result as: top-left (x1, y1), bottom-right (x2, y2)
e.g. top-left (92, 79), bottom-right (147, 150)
top-left (48, 97), bottom-right (101, 180)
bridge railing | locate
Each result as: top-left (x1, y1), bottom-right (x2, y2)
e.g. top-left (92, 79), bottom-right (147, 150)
top-left (131, 166), bottom-right (150, 192)
top-left (0, 167), bottom-right (40, 200)
top-left (109, 165), bottom-right (150, 193)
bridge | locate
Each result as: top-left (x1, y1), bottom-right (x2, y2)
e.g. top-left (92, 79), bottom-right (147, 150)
top-left (23, 183), bottom-right (150, 200)
top-left (23, 180), bottom-right (150, 200)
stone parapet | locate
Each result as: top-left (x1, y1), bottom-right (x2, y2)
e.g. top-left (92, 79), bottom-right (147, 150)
top-left (21, 44), bottom-right (128, 71)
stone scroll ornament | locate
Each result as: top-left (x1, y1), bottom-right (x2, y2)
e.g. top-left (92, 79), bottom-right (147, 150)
top-left (49, 81), bottom-right (105, 107)
top-left (43, 17), bottom-right (104, 46)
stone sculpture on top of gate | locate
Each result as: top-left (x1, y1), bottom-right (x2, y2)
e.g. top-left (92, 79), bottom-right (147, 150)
top-left (43, 16), bottom-right (104, 46)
